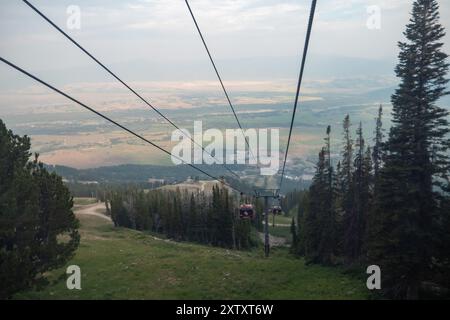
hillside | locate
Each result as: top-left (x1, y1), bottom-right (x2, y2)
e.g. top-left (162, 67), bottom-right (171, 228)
top-left (16, 202), bottom-right (369, 300)
top-left (157, 180), bottom-right (233, 195)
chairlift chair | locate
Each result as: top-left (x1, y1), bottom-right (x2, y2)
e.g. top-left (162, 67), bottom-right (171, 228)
top-left (239, 204), bottom-right (255, 219)
top-left (271, 206), bottom-right (283, 215)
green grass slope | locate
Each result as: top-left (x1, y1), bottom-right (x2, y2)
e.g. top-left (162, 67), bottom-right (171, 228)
top-left (17, 213), bottom-right (369, 300)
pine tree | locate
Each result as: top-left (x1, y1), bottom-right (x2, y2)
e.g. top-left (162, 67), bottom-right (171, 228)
top-left (344, 123), bottom-right (368, 263)
top-left (360, 146), bottom-right (373, 257)
top-left (0, 120), bottom-right (79, 298)
top-left (341, 115), bottom-right (354, 196)
top-left (304, 148), bottom-right (326, 264)
top-left (369, 0), bottom-right (450, 299)
top-left (296, 192), bottom-right (309, 256)
top-left (372, 105), bottom-right (384, 179)
top-left (188, 193), bottom-right (198, 242)
top-left (0, 121), bottom-right (39, 298)
top-left (290, 217), bottom-right (298, 253)
top-left (333, 161), bottom-right (345, 257)
top-left (174, 189), bottom-right (183, 240)
top-left (318, 126), bottom-right (336, 265)
top-left (436, 183), bottom-right (450, 293)
top-left (31, 160), bottom-right (80, 274)
top-left (135, 191), bottom-right (151, 231)
top-left (340, 115), bottom-right (355, 262)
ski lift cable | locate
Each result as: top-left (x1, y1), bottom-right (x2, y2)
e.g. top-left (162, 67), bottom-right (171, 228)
top-left (184, 0), bottom-right (260, 168)
top-left (279, 0), bottom-right (317, 190)
top-left (21, 0), bottom-right (242, 181)
top-left (0, 56), bottom-right (245, 194)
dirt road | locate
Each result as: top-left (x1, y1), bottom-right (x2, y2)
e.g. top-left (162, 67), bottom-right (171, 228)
top-left (75, 202), bottom-right (112, 223)
top-left (262, 221), bottom-right (291, 227)
top-left (259, 232), bottom-right (288, 247)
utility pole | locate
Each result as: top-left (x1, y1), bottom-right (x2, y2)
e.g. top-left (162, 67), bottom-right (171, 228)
top-left (255, 189), bottom-right (279, 258)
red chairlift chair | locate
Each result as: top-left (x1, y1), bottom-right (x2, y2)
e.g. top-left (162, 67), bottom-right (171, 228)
top-left (239, 204), bottom-right (255, 219)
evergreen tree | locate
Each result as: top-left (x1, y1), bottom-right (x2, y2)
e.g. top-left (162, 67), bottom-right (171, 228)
top-left (341, 115), bottom-right (354, 197)
top-left (110, 192), bottom-right (131, 228)
top-left (435, 183), bottom-right (450, 293)
top-left (372, 105), bottom-right (384, 179)
top-left (296, 192), bottom-right (309, 256)
top-left (290, 217), bottom-right (298, 254)
top-left (369, 0), bottom-right (450, 299)
top-left (188, 193), bottom-right (199, 242)
top-left (333, 161), bottom-right (345, 257)
top-left (340, 115), bottom-right (355, 262)
top-left (31, 160), bottom-right (80, 274)
top-left (360, 147), bottom-right (374, 257)
top-left (0, 120), bottom-right (79, 299)
top-left (317, 126), bottom-right (336, 265)
top-left (345, 123), bottom-right (367, 263)
top-left (304, 148), bottom-right (326, 263)
top-left (0, 121), bottom-right (39, 298)
top-left (135, 191), bottom-right (151, 231)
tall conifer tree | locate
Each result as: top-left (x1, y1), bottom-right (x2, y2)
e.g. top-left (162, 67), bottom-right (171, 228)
top-left (369, 0), bottom-right (450, 299)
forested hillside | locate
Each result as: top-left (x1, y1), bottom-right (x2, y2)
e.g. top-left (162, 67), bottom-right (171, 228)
top-left (107, 186), bottom-right (262, 250)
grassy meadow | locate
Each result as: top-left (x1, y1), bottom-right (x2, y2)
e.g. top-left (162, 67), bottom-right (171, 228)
top-left (16, 204), bottom-right (370, 300)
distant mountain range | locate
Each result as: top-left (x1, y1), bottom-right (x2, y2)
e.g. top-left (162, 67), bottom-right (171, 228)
top-left (44, 163), bottom-right (310, 194)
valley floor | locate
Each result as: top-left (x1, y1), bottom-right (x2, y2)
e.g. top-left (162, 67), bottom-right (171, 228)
top-left (16, 203), bottom-right (369, 300)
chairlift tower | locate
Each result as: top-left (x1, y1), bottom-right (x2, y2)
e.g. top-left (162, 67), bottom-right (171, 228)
top-left (254, 189), bottom-right (280, 258)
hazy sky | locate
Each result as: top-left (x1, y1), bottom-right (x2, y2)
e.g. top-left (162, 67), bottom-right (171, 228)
top-left (1, 0), bottom-right (449, 170)
top-left (0, 0), bottom-right (449, 111)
